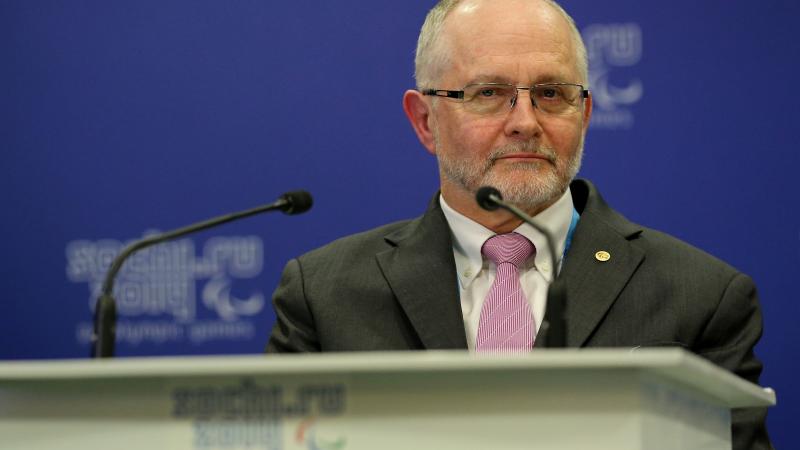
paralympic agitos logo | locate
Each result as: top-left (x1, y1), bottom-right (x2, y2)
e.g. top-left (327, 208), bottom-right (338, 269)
top-left (582, 22), bottom-right (644, 130)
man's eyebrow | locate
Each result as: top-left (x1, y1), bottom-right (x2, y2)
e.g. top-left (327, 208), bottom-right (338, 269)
top-left (466, 74), bottom-right (514, 84)
top-left (533, 74), bottom-right (573, 84)
top-left (465, 73), bottom-right (576, 85)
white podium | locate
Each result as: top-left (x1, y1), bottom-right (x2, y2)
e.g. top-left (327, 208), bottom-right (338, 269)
top-left (0, 349), bottom-right (775, 450)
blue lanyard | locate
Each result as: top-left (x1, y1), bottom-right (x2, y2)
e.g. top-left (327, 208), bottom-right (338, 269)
top-left (562, 207), bottom-right (580, 261)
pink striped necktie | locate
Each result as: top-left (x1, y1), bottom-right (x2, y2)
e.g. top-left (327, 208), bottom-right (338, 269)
top-left (475, 232), bottom-right (536, 352)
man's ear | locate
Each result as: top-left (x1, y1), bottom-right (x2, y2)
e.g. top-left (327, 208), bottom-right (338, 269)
top-left (403, 90), bottom-right (437, 155)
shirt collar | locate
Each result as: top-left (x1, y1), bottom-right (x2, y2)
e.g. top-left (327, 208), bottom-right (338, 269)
top-left (440, 187), bottom-right (575, 287)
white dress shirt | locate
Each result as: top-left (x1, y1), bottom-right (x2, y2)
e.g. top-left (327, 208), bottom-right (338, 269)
top-left (440, 189), bottom-right (576, 350)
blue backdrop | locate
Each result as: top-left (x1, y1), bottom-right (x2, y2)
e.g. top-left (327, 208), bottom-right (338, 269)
top-left (2, 1), bottom-right (797, 446)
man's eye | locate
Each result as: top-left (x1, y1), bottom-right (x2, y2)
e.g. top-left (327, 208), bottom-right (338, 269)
top-left (541, 88), bottom-right (560, 98)
top-left (478, 89), bottom-right (496, 97)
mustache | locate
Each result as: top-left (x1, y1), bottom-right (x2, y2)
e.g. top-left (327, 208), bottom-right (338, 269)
top-left (488, 142), bottom-right (557, 164)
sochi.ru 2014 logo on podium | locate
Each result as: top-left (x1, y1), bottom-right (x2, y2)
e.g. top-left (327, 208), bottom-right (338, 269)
top-left (171, 379), bottom-right (347, 449)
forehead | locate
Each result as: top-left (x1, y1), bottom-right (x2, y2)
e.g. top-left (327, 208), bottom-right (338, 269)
top-left (440, 0), bottom-right (577, 83)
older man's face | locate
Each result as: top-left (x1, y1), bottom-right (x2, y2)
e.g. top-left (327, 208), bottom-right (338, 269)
top-left (429, 0), bottom-right (591, 214)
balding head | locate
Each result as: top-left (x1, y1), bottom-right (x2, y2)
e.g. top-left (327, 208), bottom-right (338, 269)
top-left (414, 0), bottom-right (588, 90)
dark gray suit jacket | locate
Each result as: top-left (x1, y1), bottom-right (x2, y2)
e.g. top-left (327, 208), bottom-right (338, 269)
top-left (267, 179), bottom-right (770, 449)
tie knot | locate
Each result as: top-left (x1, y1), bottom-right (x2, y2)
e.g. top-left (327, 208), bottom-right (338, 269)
top-left (481, 232), bottom-right (535, 268)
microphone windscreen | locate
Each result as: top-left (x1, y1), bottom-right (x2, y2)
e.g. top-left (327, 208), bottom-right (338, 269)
top-left (476, 186), bottom-right (502, 211)
top-left (280, 190), bottom-right (313, 215)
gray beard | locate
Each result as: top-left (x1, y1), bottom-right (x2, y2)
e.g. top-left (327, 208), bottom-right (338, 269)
top-left (437, 139), bottom-right (584, 212)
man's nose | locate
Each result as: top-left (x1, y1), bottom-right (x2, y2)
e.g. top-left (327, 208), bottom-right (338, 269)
top-left (503, 89), bottom-right (543, 139)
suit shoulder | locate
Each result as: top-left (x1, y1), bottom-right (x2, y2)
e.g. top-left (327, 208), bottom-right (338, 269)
top-left (635, 224), bottom-right (747, 282)
top-left (297, 217), bottom-right (417, 264)
top-left (574, 179), bottom-right (747, 282)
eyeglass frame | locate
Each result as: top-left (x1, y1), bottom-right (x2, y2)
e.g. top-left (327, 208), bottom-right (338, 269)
top-left (421, 82), bottom-right (590, 115)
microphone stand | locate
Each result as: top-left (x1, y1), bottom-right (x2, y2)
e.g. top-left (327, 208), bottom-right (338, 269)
top-left (91, 191), bottom-right (312, 358)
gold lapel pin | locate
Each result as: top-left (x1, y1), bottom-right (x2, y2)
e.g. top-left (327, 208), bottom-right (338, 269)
top-left (595, 251), bottom-right (611, 262)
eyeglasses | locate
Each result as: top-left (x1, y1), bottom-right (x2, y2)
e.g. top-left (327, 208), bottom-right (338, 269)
top-left (422, 82), bottom-right (589, 116)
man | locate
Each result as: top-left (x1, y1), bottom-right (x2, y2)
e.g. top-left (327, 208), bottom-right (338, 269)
top-left (267, 0), bottom-right (770, 447)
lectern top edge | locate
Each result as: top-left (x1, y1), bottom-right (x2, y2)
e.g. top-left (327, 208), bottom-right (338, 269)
top-left (0, 349), bottom-right (775, 408)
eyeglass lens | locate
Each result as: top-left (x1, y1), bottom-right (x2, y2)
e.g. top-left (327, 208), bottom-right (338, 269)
top-left (462, 84), bottom-right (583, 116)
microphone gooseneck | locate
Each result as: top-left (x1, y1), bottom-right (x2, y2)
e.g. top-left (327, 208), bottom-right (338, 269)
top-left (475, 186), bottom-right (567, 348)
top-left (92, 190), bottom-right (314, 358)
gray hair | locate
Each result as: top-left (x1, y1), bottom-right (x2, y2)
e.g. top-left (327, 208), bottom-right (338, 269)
top-left (414, 0), bottom-right (588, 89)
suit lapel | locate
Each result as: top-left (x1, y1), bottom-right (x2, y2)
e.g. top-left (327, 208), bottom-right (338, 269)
top-left (556, 180), bottom-right (645, 347)
top-left (373, 181), bottom-right (642, 350)
top-left (375, 195), bottom-right (468, 350)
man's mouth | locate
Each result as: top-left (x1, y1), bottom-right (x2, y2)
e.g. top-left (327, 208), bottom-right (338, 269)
top-left (496, 153), bottom-right (549, 161)
top-left (491, 151), bottom-right (554, 165)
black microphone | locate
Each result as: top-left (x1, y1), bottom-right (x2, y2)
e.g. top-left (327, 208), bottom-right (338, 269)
top-left (475, 186), bottom-right (567, 348)
top-left (91, 190), bottom-right (313, 358)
